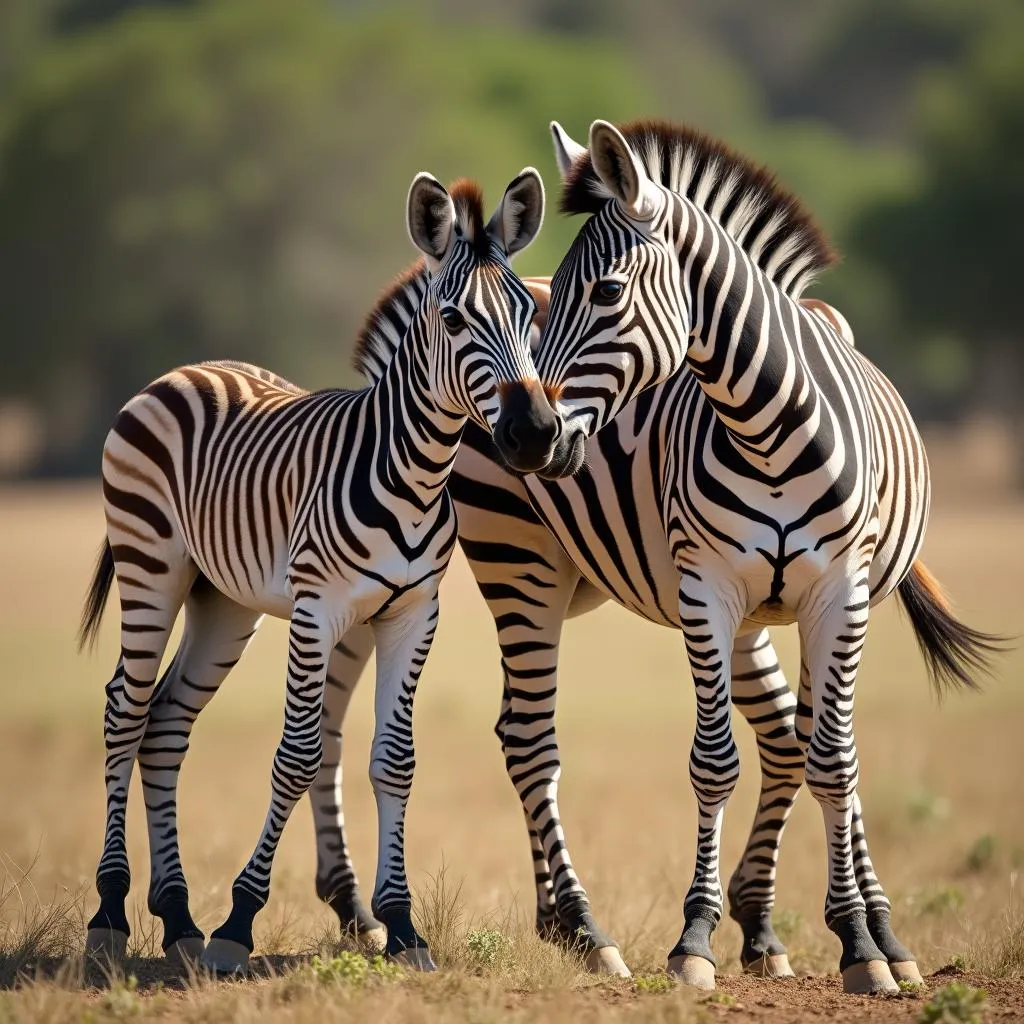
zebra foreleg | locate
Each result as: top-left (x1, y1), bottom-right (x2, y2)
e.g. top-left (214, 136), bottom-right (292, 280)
top-left (667, 576), bottom-right (745, 991)
top-left (309, 625), bottom-right (385, 949)
top-left (799, 574), bottom-right (899, 996)
top-left (726, 629), bottom-right (801, 978)
top-left (367, 592), bottom-right (440, 971)
top-left (137, 582), bottom-right (263, 966)
top-left (203, 598), bottom-right (335, 974)
top-left (86, 552), bottom-right (195, 965)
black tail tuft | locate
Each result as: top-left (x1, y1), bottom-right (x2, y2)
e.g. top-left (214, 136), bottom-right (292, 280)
top-left (897, 561), bottom-right (1011, 699)
top-left (78, 540), bottom-right (115, 651)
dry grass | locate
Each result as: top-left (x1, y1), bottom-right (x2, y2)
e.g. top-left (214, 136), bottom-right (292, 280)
top-left (0, 482), bottom-right (1021, 1021)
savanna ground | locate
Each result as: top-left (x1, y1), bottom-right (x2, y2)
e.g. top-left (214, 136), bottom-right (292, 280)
top-left (0, 462), bottom-right (1022, 1022)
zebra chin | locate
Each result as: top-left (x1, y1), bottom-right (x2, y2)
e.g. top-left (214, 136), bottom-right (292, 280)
top-left (492, 380), bottom-right (562, 474)
top-left (536, 423), bottom-right (586, 479)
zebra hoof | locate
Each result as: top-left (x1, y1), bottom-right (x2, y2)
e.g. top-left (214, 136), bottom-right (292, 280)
top-left (585, 945), bottom-right (631, 977)
top-left (667, 953), bottom-right (715, 990)
top-left (165, 936), bottom-right (206, 969)
top-left (842, 959), bottom-right (899, 995)
top-left (201, 938), bottom-right (250, 976)
top-left (390, 946), bottom-right (437, 971)
top-left (743, 953), bottom-right (794, 979)
top-left (889, 960), bottom-right (924, 985)
top-left (85, 928), bottom-right (128, 965)
top-left (357, 926), bottom-right (387, 955)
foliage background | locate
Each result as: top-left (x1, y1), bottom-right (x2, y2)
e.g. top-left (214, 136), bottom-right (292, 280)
top-left (0, 0), bottom-right (1020, 477)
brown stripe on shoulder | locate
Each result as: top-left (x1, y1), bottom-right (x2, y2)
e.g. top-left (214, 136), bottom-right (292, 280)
top-left (448, 178), bottom-right (492, 258)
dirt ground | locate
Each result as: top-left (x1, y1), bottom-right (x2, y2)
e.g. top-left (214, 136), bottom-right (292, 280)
top-left (0, 482), bottom-right (1021, 1022)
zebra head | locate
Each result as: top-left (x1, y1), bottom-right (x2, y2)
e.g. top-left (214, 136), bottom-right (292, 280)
top-left (537, 121), bottom-right (691, 477)
top-left (406, 169), bottom-right (560, 474)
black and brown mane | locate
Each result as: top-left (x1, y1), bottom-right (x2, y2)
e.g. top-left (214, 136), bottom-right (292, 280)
top-left (560, 119), bottom-right (837, 297)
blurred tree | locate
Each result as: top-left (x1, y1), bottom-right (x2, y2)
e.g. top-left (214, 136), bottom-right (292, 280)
top-left (0, 0), bottom-right (652, 475)
top-left (850, 0), bottom-right (1024, 468)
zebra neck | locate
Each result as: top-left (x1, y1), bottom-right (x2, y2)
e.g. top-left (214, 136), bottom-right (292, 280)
top-left (679, 207), bottom-right (818, 458)
top-left (367, 322), bottom-right (466, 514)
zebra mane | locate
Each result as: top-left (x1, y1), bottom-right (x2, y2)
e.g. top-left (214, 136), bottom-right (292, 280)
top-left (352, 180), bottom-right (489, 384)
top-left (560, 120), bottom-right (838, 297)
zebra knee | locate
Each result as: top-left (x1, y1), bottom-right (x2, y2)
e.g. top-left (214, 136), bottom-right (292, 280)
top-left (276, 744), bottom-right (323, 797)
top-left (804, 756), bottom-right (858, 810)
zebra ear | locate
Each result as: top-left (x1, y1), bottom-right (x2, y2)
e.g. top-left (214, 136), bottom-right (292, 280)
top-left (407, 172), bottom-right (456, 266)
top-left (589, 120), bottom-right (658, 222)
top-left (550, 121), bottom-right (587, 180)
top-left (486, 167), bottom-right (545, 257)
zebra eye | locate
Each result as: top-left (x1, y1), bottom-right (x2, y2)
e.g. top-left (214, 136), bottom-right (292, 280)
top-left (593, 280), bottom-right (624, 305)
top-left (440, 307), bottom-right (466, 332)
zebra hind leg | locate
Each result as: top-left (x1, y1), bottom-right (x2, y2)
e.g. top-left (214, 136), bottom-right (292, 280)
top-left (86, 550), bottom-right (195, 965)
top-left (310, 624), bottom-right (385, 951)
top-left (726, 629), bottom-right (801, 979)
top-left (137, 578), bottom-right (263, 967)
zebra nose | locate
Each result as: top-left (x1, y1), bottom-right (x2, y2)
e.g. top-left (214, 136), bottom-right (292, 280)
top-left (494, 380), bottom-right (561, 473)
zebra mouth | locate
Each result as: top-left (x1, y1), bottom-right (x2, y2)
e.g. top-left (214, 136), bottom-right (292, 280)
top-left (537, 427), bottom-right (586, 479)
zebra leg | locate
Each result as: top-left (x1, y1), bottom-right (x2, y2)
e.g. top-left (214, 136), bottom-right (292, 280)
top-left (800, 577), bottom-right (899, 996)
top-left (726, 628), bottom-right (802, 978)
top-left (489, 576), bottom-right (629, 976)
top-left (667, 579), bottom-right (744, 991)
top-left (493, 669), bottom-right (557, 940)
top-left (86, 551), bottom-right (196, 964)
top-left (203, 599), bottom-right (334, 974)
top-left (367, 594), bottom-right (440, 971)
top-left (852, 793), bottom-right (922, 983)
top-left (310, 625), bottom-right (385, 949)
top-left (137, 581), bottom-right (263, 967)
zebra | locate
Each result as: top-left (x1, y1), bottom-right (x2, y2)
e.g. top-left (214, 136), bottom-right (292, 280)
top-left (76, 168), bottom-right (558, 974)
top-left (115, 136), bottom-right (936, 982)
top-left (529, 118), bottom-right (1003, 994)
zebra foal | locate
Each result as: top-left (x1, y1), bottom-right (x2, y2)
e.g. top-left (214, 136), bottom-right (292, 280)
top-left (535, 119), bottom-right (1004, 994)
top-left (78, 168), bottom-right (556, 973)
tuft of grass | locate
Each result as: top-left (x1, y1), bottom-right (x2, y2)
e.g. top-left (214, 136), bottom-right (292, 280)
top-left (965, 835), bottom-right (996, 874)
top-left (466, 929), bottom-right (514, 973)
top-left (899, 978), bottom-right (926, 995)
top-left (0, 865), bottom-right (82, 989)
top-left (967, 903), bottom-right (1024, 979)
top-left (917, 982), bottom-right (987, 1024)
top-left (412, 863), bottom-right (467, 970)
top-left (633, 972), bottom-right (674, 994)
top-left (96, 974), bottom-right (142, 1019)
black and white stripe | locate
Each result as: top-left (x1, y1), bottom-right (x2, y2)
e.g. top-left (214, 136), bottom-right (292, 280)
top-left (78, 169), bottom-right (555, 972)
top-left (533, 119), bottom-right (1001, 993)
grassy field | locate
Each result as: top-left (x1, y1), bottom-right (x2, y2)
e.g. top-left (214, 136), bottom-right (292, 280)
top-left (0, 482), bottom-right (1022, 1023)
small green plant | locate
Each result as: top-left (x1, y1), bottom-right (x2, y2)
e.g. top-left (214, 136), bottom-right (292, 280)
top-left (899, 978), bottom-right (926, 994)
top-left (907, 789), bottom-right (951, 826)
top-left (910, 884), bottom-right (966, 915)
top-left (965, 835), bottom-right (996, 873)
top-left (917, 982), bottom-right (987, 1023)
top-left (774, 908), bottom-right (803, 942)
top-left (943, 954), bottom-right (968, 973)
top-left (703, 990), bottom-right (737, 1006)
top-left (466, 929), bottom-right (514, 971)
top-left (305, 951), bottom-right (401, 987)
top-left (97, 975), bottom-right (142, 1019)
top-left (633, 972), bottom-right (674, 993)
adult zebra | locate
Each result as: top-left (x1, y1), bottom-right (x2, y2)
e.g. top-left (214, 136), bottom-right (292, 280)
top-left (77, 168), bottom-right (558, 974)
top-left (531, 119), bottom-right (1003, 994)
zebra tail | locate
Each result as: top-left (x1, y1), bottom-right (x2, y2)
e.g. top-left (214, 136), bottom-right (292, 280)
top-left (78, 539), bottom-right (115, 652)
top-left (897, 560), bottom-right (1010, 699)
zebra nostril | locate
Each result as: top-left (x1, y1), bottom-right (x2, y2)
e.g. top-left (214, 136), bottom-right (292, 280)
top-left (501, 418), bottom-right (521, 453)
